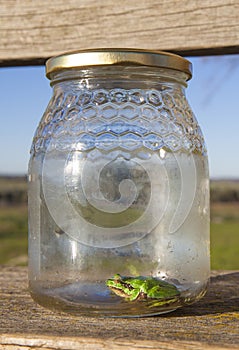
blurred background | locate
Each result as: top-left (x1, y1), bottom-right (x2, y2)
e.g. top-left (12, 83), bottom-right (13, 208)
top-left (0, 54), bottom-right (238, 269)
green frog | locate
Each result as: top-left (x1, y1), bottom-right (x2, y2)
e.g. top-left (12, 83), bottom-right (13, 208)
top-left (106, 274), bottom-right (180, 307)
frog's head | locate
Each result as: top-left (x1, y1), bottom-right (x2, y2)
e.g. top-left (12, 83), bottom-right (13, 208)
top-left (106, 274), bottom-right (141, 300)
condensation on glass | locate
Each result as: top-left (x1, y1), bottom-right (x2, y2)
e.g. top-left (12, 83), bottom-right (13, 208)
top-left (28, 49), bottom-right (210, 317)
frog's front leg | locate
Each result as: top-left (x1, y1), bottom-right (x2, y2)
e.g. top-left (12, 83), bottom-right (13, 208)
top-left (128, 288), bottom-right (140, 301)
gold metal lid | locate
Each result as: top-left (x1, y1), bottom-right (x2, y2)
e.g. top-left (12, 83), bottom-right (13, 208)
top-left (46, 48), bottom-right (192, 80)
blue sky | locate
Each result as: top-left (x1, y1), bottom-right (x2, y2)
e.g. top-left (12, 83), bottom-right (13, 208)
top-left (0, 54), bottom-right (238, 178)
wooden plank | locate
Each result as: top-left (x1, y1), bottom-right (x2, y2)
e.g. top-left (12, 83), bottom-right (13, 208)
top-left (0, 267), bottom-right (238, 350)
top-left (0, 0), bottom-right (239, 67)
top-left (0, 334), bottom-right (237, 350)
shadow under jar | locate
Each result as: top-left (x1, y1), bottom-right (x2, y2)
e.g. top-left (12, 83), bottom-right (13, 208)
top-left (28, 49), bottom-right (210, 317)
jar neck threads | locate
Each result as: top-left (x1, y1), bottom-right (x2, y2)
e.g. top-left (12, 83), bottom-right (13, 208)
top-left (49, 66), bottom-right (188, 89)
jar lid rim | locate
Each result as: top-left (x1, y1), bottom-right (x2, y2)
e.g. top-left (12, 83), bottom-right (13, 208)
top-left (45, 48), bottom-right (192, 80)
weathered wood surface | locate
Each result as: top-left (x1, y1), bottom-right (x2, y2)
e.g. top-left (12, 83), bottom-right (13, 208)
top-left (0, 267), bottom-right (238, 349)
top-left (0, 0), bottom-right (239, 67)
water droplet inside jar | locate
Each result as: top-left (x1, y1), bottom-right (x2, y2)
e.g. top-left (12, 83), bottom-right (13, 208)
top-left (159, 148), bottom-right (166, 159)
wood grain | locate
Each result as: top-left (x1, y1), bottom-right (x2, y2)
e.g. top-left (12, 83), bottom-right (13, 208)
top-left (0, 267), bottom-right (238, 349)
top-left (0, 0), bottom-right (239, 67)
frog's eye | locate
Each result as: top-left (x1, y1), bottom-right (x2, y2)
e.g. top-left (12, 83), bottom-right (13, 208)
top-left (114, 273), bottom-right (122, 281)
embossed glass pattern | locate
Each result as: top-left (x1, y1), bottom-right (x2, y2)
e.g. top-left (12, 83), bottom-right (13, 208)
top-left (28, 52), bottom-right (210, 317)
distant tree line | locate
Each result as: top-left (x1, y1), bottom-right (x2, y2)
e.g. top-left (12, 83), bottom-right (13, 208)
top-left (210, 187), bottom-right (239, 202)
top-left (0, 176), bottom-right (27, 206)
top-left (0, 189), bottom-right (27, 205)
top-left (0, 176), bottom-right (239, 206)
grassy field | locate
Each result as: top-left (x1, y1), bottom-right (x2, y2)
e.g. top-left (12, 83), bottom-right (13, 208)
top-left (0, 177), bottom-right (239, 270)
top-left (0, 177), bottom-right (238, 269)
top-left (211, 221), bottom-right (239, 269)
top-left (210, 202), bottom-right (239, 269)
top-left (0, 205), bottom-right (28, 265)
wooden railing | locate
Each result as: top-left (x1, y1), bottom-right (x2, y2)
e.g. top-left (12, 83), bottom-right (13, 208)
top-left (1, 267), bottom-right (239, 349)
top-left (0, 0), bottom-right (239, 66)
top-left (0, 1), bottom-right (238, 349)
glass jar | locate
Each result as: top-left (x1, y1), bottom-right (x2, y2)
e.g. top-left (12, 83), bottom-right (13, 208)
top-left (28, 49), bottom-right (210, 317)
